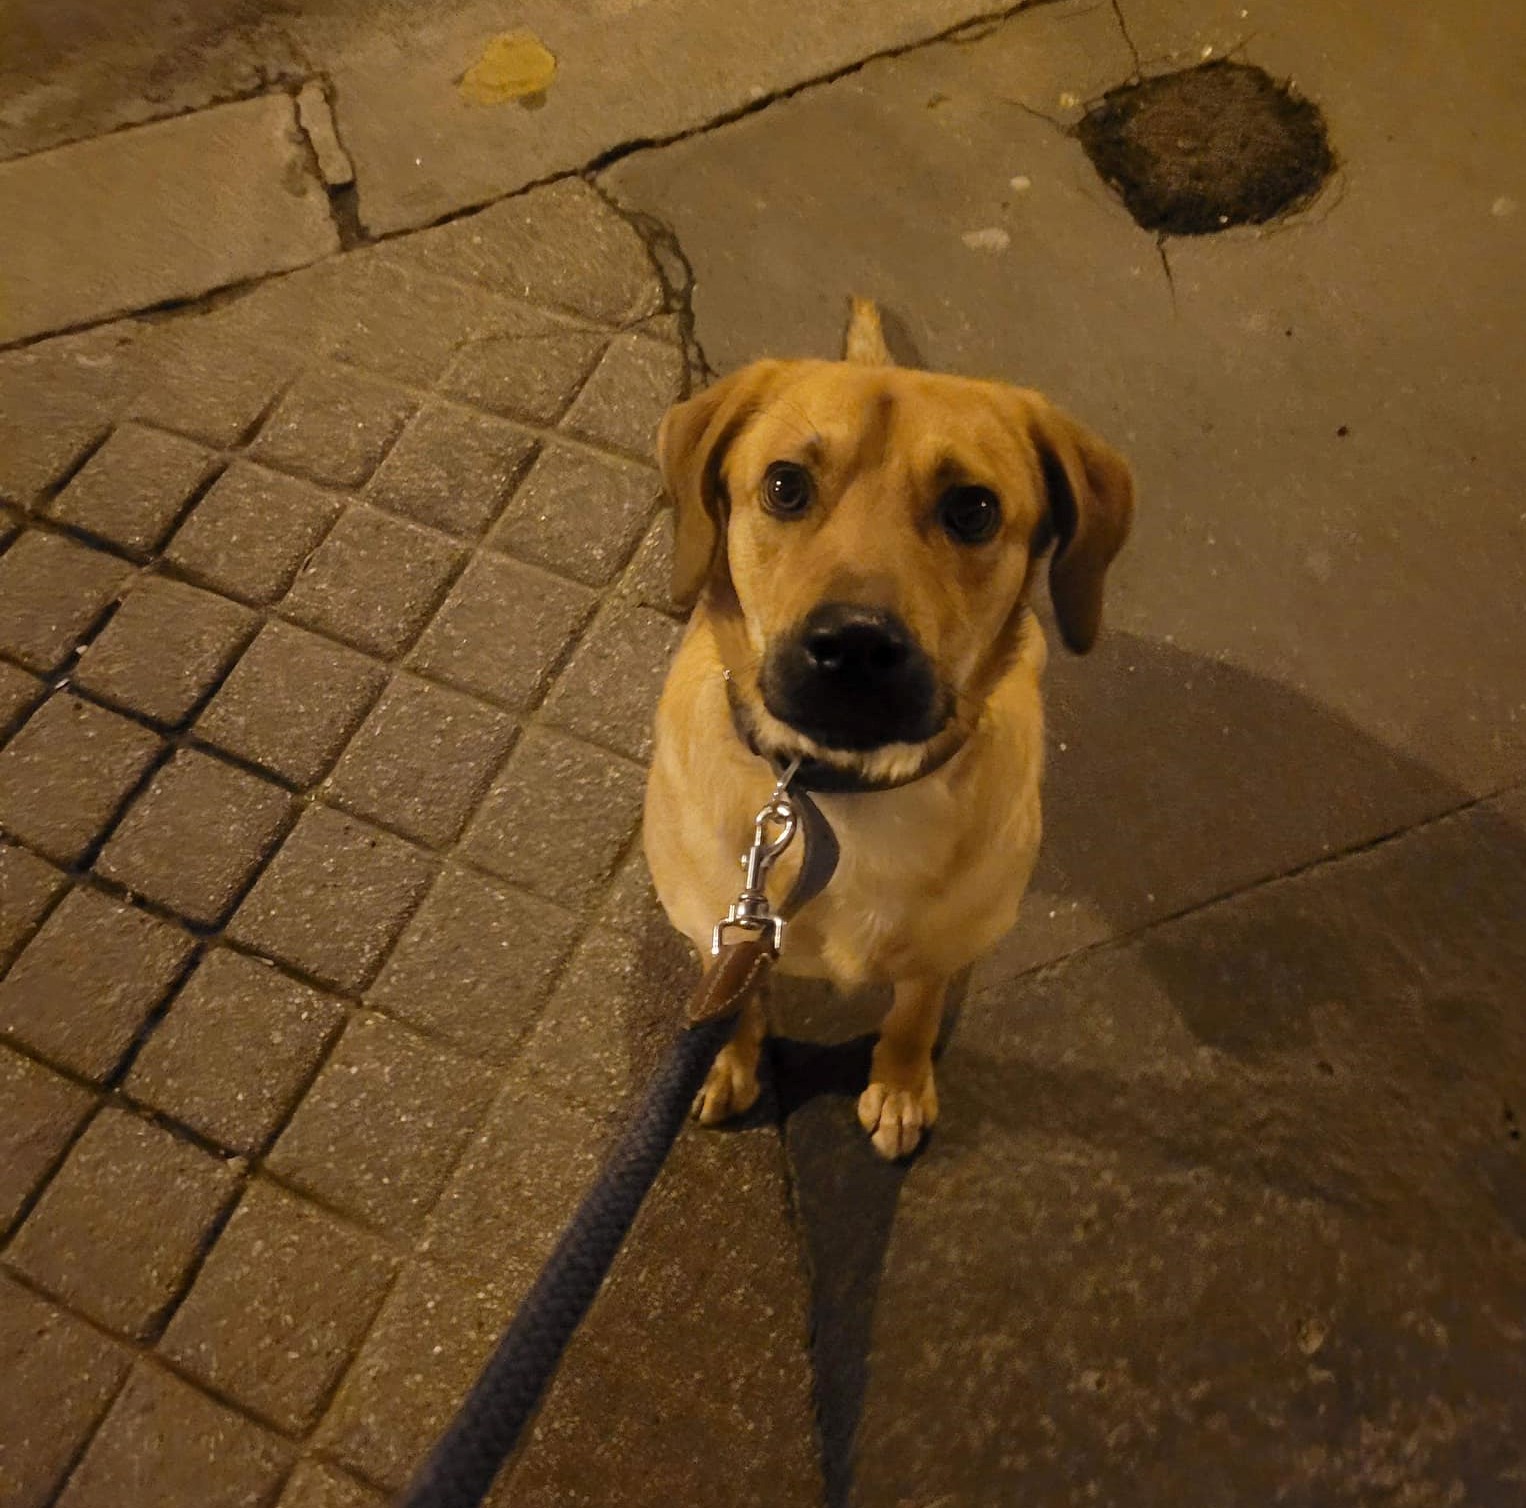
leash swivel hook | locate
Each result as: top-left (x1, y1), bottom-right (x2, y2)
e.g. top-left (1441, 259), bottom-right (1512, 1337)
top-left (711, 759), bottom-right (801, 957)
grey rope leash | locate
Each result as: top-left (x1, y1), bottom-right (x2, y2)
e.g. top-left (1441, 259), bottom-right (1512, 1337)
top-left (396, 760), bottom-right (836, 1508)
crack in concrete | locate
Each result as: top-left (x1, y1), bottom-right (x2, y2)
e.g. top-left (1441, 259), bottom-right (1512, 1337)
top-left (1109, 0), bottom-right (1144, 76)
top-left (990, 774), bottom-right (1526, 1000)
top-left (286, 78), bottom-right (364, 253)
top-left (5, 0), bottom-right (1084, 352)
top-left (290, 76), bottom-right (365, 252)
top-left (575, 0), bottom-right (1077, 179)
top-left (586, 176), bottom-right (715, 386)
top-left (1155, 235), bottom-right (1178, 308)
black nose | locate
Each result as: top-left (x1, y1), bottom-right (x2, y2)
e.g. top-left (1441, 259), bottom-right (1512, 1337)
top-left (760, 601), bottom-right (943, 751)
top-left (801, 604), bottom-right (912, 681)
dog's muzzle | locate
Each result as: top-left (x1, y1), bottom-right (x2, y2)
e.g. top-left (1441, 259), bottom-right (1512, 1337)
top-left (760, 602), bottom-right (945, 751)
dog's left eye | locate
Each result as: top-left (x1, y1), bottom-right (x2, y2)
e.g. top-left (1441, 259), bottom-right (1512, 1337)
top-left (938, 485), bottom-right (1002, 544)
top-left (762, 461), bottom-right (815, 517)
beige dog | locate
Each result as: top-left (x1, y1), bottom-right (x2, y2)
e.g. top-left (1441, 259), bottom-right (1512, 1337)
top-left (643, 303), bottom-right (1134, 1158)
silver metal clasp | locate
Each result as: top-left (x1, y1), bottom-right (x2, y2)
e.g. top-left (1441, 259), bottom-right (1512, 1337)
top-left (710, 761), bottom-right (801, 957)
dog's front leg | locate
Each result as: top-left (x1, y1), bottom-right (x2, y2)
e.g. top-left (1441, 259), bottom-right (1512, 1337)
top-left (692, 986), bottom-right (768, 1124)
top-left (859, 975), bottom-right (947, 1159)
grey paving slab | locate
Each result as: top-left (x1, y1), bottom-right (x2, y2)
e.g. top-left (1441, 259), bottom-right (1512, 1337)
top-left (0, 95), bottom-right (337, 344)
top-left (605, 0), bottom-right (1526, 978)
top-left (804, 790), bottom-right (1526, 1507)
top-left (298, 0), bottom-right (1050, 235)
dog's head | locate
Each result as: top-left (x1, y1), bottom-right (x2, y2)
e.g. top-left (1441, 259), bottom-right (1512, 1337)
top-left (658, 359), bottom-right (1133, 783)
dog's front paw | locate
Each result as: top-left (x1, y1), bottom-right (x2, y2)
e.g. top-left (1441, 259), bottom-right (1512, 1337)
top-left (857, 1074), bottom-right (938, 1160)
top-left (692, 1044), bottom-right (761, 1125)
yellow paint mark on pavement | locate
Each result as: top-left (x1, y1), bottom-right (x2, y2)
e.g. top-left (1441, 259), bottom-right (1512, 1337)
top-left (460, 31), bottom-right (557, 105)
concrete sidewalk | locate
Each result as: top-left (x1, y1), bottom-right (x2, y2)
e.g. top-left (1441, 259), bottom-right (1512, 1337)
top-left (3, 0), bottom-right (1526, 1504)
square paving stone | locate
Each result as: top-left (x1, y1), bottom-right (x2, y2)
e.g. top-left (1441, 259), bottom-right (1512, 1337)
top-left (249, 367), bottom-right (417, 488)
top-left (318, 259), bottom-right (500, 386)
top-left (599, 843), bottom-right (669, 936)
top-left (439, 319), bottom-right (608, 426)
top-left (461, 729), bottom-right (645, 908)
top-left (126, 949), bottom-right (345, 1153)
top-left (223, 254), bottom-right (498, 388)
top-left (96, 751), bottom-right (293, 925)
top-left (376, 179), bottom-right (663, 325)
top-left (46, 424), bottom-right (219, 558)
top-left (540, 604), bottom-right (682, 762)
top-left (0, 842), bottom-right (67, 965)
top-left (559, 333), bottom-right (686, 458)
top-left (366, 403), bottom-right (538, 539)
top-left (408, 553), bottom-right (595, 710)
top-left (0, 1048), bottom-right (94, 1231)
top-left (275, 1461), bottom-right (384, 1508)
top-left (164, 461), bottom-right (342, 605)
top-left (127, 337), bottom-right (296, 449)
top-left (282, 503), bottom-right (464, 658)
top-left (622, 510), bottom-right (684, 618)
top-left (0, 1274), bottom-right (129, 1508)
top-left (317, 1259), bottom-right (514, 1491)
top-left (509, 925), bottom-right (692, 1120)
top-left (0, 693), bottom-right (162, 864)
top-left (161, 1181), bottom-right (396, 1432)
top-left (267, 1010), bottom-right (496, 1234)
top-left (73, 577), bottom-right (257, 726)
top-left (0, 660), bottom-right (47, 734)
top-left (488, 444), bottom-right (659, 586)
top-left (7, 1108), bottom-right (239, 1338)
top-left (54, 1362), bottom-right (290, 1508)
top-left (0, 382), bottom-right (110, 510)
top-left (0, 530), bottom-right (131, 673)
top-left (324, 674), bottom-right (515, 847)
top-left (420, 1085), bottom-right (604, 1297)
top-left (368, 864), bottom-right (578, 1065)
top-left (228, 806), bottom-right (436, 991)
top-left (196, 620), bottom-right (387, 788)
top-left (0, 888), bottom-right (194, 1080)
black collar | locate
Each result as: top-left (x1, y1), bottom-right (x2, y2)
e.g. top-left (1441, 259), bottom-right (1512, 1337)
top-left (724, 679), bottom-right (965, 795)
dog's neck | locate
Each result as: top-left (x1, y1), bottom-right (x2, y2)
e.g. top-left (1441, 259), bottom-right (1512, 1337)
top-left (723, 677), bottom-right (967, 795)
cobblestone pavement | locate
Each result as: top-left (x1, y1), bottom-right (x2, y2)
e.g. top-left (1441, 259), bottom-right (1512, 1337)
top-left (0, 181), bottom-right (823, 1507)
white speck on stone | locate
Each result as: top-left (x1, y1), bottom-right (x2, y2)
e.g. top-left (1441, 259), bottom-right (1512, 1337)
top-left (1009, 174), bottom-right (1032, 192)
top-left (1492, 195), bottom-right (1518, 218)
top-left (961, 227), bottom-right (1010, 253)
top-left (1202, 43), bottom-right (1214, 57)
top-left (1058, 91), bottom-right (1080, 109)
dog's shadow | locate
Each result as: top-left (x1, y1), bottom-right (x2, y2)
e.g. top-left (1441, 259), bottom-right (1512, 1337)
top-left (741, 628), bottom-right (1491, 1507)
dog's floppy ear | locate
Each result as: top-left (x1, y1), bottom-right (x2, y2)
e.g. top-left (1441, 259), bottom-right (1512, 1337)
top-left (657, 363), bottom-right (779, 608)
top-left (1028, 402), bottom-right (1135, 654)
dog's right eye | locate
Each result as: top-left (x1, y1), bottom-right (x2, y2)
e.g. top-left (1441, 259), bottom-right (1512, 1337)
top-left (761, 461), bottom-right (815, 517)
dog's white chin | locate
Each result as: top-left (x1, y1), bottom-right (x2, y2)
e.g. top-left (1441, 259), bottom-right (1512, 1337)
top-left (747, 702), bottom-right (941, 787)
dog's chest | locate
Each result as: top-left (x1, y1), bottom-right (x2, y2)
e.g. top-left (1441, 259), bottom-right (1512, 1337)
top-left (777, 776), bottom-right (1041, 985)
